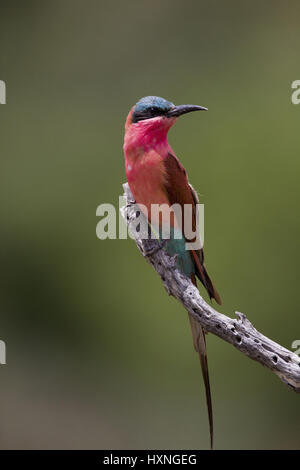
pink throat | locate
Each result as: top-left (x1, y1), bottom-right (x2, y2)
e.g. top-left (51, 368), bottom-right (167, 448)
top-left (124, 116), bottom-right (176, 158)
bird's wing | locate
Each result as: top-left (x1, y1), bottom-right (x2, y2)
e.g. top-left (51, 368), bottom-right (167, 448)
top-left (163, 152), bottom-right (221, 304)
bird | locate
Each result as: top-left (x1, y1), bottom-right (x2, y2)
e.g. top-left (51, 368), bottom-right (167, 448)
top-left (123, 96), bottom-right (221, 449)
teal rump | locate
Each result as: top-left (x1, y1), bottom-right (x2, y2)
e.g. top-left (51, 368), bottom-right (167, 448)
top-left (159, 226), bottom-right (196, 277)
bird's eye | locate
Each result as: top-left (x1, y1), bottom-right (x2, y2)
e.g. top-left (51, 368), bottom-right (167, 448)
top-left (149, 106), bottom-right (165, 117)
top-left (132, 105), bottom-right (165, 123)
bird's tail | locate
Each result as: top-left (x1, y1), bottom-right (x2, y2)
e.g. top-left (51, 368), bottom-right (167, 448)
top-left (188, 312), bottom-right (214, 449)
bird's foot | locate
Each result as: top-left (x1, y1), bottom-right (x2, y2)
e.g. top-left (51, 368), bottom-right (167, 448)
top-left (143, 239), bottom-right (166, 257)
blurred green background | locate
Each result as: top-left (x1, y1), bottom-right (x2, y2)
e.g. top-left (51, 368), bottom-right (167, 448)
top-left (0, 0), bottom-right (299, 449)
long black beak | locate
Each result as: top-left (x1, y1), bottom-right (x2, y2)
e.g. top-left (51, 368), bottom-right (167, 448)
top-left (167, 104), bottom-right (208, 118)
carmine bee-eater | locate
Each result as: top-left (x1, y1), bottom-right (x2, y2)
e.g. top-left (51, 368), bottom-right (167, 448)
top-left (123, 96), bottom-right (221, 448)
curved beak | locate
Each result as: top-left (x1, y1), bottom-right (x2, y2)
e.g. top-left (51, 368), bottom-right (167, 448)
top-left (167, 104), bottom-right (208, 118)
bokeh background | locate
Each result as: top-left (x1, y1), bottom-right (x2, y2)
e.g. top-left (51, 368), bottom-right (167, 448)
top-left (0, 0), bottom-right (299, 449)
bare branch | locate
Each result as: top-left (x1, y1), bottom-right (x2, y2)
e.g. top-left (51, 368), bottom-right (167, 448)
top-left (121, 183), bottom-right (300, 393)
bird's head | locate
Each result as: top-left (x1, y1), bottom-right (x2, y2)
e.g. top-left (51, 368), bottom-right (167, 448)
top-left (125, 96), bottom-right (207, 130)
top-left (124, 96), bottom-right (207, 153)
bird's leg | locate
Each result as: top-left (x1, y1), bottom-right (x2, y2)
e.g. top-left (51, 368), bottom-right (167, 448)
top-left (143, 239), bottom-right (167, 257)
